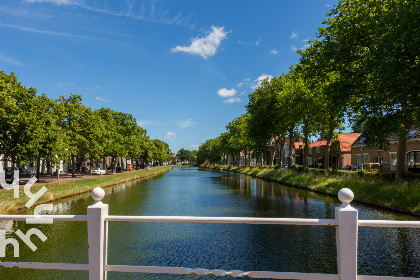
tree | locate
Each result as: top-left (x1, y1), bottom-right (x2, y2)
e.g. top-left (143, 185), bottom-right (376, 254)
top-left (0, 71), bottom-right (37, 166)
top-left (57, 94), bottom-right (89, 178)
top-left (225, 114), bottom-right (252, 166)
top-left (152, 139), bottom-right (172, 165)
top-left (247, 76), bottom-right (286, 166)
top-left (177, 148), bottom-right (195, 163)
top-left (28, 94), bottom-right (69, 178)
top-left (197, 138), bottom-right (223, 164)
top-left (283, 66), bottom-right (320, 169)
top-left (299, 40), bottom-right (349, 172)
top-left (316, 0), bottom-right (420, 180)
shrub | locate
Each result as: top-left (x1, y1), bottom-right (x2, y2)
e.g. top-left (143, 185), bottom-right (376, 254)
top-left (291, 164), bottom-right (304, 173)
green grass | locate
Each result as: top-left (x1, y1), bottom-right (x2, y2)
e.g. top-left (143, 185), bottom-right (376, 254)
top-left (0, 165), bottom-right (173, 214)
top-left (201, 164), bottom-right (420, 215)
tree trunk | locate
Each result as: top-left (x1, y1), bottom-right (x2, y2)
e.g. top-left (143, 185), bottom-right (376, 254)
top-left (279, 140), bottom-right (284, 167)
top-left (36, 156), bottom-right (41, 179)
top-left (395, 129), bottom-right (408, 182)
top-left (112, 157), bottom-right (116, 173)
top-left (90, 161), bottom-right (93, 176)
top-left (71, 155), bottom-right (76, 178)
top-left (288, 128), bottom-right (295, 167)
top-left (302, 124), bottom-right (309, 170)
top-left (324, 119), bottom-right (334, 173)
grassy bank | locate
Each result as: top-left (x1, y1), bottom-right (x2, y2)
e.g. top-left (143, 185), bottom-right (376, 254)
top-left (0, 165), bottom-right (172, 214)
top-left (202, 164), bottom-right (420, 216)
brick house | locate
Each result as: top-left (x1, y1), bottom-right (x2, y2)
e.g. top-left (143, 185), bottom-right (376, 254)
top-left (351, 125), bottom-right (420, 173)
top-left (306, 133), bottom-right (361, 169)
top-left (307, 140), bottom-right (327, 168)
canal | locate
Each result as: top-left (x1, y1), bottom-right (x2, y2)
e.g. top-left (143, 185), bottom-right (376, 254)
top-left (1, 167), bottom-right (420, 279)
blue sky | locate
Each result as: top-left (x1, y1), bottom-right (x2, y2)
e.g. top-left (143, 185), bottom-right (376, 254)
top-left (0, 0), bottom-right (337, 152)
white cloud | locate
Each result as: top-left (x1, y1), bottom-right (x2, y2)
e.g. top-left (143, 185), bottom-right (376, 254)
top-left (0, 53), bottom-right (23, 66)
top-left (24, 0), bottom-right (73, 4)
top-left (164, 132), bottom-right (176, 140)
top-left (252, 74), bottom-right (273, 89)
top-left (179, 119), bottom-right (193, 128)
top-left (255, 40), bottom-right (260, 46)
top-left (290, 41), bottom-right (310, 52)
top-left (95, 96), bottom-right (111, 102)
top-left (224, 97), bottom-right (241, 104)
top-left (0, 22), bottom-right (106, 41)
top-left (290, 31), bottom-right (298, 39)
top-left (217, 88), bottom-right (237, 98)
top-left (189, 144), bottom-right (199, 149)
top-left (137, 120), bottom-right (153, 127)
top-left (24, 0), bottom-right (196, 29)
top-left (301, 39), bottom-right (310, 50)
top-left (269, 49), bottom-right (278, 55)
top-left (237, 78), bottom-right (250, 88)
top-left (171, 26), bottom-right (229, 59)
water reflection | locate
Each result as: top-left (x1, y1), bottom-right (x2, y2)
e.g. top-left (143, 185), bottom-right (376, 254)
top-left (0, 167), bottom-right (419, 279)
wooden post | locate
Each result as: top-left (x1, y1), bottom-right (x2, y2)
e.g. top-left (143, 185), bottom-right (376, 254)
top-left (88, 187), bottom-right (108, 280)
top-left (335, 188), bottom-right (358, 280)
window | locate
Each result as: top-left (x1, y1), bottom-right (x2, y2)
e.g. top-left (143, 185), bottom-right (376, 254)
top-left (407, 151), bottom-right (420, 170)
top-left (356, 154), bottom-right (371, 168)
top-left (308, 157), bottom-right (313, 167)
top-left (316, 146), bottom-right (320, 154)
top-left (390, 153), bottom-right (397, 171)
top-left (309, 148), bottom-right (312, 154)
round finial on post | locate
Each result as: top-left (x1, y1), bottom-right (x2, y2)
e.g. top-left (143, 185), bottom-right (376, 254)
top-left (91, 187), bottom-right (105, 202)
top-left (338, 188), bottom-right (354, 205)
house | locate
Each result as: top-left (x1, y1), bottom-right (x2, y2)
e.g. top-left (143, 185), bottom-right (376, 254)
top-left (269, 137), bottom-right (295, 166)
top-left (305, 133), bottom-right (361, 169)
top-left (351, 125), bottom-right (420, 173)
top-left (306, 140), bottom-right (328, 168)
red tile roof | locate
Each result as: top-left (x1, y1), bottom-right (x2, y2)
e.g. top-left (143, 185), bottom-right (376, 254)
top-left (338, 133), bottom-right (361, 152)
top-left (294, 142), bottom-right (304, 150)
top-left (309, 140), bottom-right (327, 147)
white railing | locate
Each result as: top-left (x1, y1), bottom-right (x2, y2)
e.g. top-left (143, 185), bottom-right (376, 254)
top-left (1, 187), bottom-right (420, 280)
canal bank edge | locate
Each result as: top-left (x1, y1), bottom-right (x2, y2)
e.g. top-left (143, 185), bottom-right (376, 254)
top-left (201, 164), bottom-right (420, 217)
top-left (0, 166), bottom-right (173, 214)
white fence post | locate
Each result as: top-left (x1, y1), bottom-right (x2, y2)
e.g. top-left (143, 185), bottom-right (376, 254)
top-left (335, 188), bottom-right (358, 280)
top-left (88, 187), bottom-right (108, 280)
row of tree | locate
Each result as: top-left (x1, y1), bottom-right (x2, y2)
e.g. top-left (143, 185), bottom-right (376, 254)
top-left (0, 71), bottom-right (172, 178)
top-left (176, 149), bottom-right (197, 163)
top-left (198, 0), bottom-right (419, 181)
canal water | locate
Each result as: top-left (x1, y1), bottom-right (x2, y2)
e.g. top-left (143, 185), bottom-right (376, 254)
top-left (1, 167), bottom-right (420, 279)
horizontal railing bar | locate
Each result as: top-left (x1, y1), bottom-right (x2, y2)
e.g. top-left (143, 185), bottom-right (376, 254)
top-left (0, 215), bottom-right (87, 221)
top-left (358, 275), bottom-right (420, 280)
top-left (0, 262), bottom-right (88, 271)
top-left (105, 216), bottom-right (338, 226)
top-left (105, 265), bottom-right (339, 280)
top-left (358, 220), bottom-right (420, 228)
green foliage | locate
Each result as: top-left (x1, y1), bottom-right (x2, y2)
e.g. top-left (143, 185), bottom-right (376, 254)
top-left (0, 71), bottom-right (171, 171)
top-left (177, 148), bottom-right (195, 162)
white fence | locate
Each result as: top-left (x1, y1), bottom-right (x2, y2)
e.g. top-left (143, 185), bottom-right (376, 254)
top-left (1, 187), bottom-right (420, 280)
